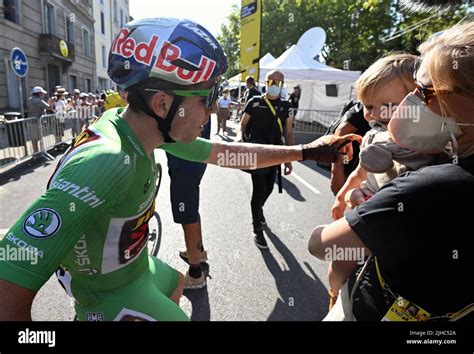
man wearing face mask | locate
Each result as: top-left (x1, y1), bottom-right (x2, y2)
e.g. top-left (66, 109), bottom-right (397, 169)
top-left (239, 70), bottom-right (294, 249)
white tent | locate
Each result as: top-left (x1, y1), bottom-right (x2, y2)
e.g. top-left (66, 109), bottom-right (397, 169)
top-left (227, 53), bottom-right (275, 85)
top-left (259, 52), bottom-right (276, 67)
top-left (260, 45), bottom-right (361, 120)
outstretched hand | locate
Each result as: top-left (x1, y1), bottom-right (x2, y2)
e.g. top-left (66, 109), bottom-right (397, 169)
top-left (301, 134), bottom-right (363, 164)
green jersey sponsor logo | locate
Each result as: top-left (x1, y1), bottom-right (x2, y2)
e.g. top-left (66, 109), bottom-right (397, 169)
top-left (23, 208), bottom-right (62, 239)
top-left (52, 179), bottom-right (105, 208)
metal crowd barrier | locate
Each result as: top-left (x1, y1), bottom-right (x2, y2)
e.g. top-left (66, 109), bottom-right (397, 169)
top-left (0, 106), bottom-right (98, 173)
top-left (293, 109), bottom-right (340, 134)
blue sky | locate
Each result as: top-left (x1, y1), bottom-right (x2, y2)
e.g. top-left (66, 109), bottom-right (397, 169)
top-left (129, 0), bottom-right (240, 36)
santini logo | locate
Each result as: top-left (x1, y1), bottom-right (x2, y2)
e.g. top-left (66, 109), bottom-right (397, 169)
top-left (52, 179), bottom-right (105, 208)
top-left (18, 328), bottom-right (55, 347)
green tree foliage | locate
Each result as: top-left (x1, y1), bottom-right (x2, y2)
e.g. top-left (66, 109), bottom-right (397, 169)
top-left (216, 4), bottom-right (241, 78)
top-left (217, 0), bottom-right (470, 78)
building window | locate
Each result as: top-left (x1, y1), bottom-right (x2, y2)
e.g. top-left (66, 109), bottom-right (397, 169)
top-left (70, 75), bottom-right (78, 92)
top-left (85, 78), bottom-right (92, 93)
top-left (102, 45), bottom-right (107, 68)
top-left (44, 2), bottom-right (56, 35)
top-left (66, 15), bottom-right (75, 43)
top-left (83, 28), bottom-right (90, 57)
top-left (113, 0), bottom-right (118, 24)
top-left (100, 0), bottom-right (104, 4)
top-left (98, 78), bottom-right (108, 91)
top-left (4, 0), bottom-right (20, 24)
top-left (100, 11), bottom-right (105, 35)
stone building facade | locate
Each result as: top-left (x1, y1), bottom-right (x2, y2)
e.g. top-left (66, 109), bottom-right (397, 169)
top-left (0, 0), bottom-right (97, 114)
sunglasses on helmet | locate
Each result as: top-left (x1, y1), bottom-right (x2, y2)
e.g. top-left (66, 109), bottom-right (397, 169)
top-left (145, 82), bottom-right (220, 110)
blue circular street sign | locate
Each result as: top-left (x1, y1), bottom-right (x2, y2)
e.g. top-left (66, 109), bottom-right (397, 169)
top-left (10, 47), bottom-right (29, 78)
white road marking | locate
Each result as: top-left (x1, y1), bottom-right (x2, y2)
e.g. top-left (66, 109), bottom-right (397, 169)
top-left (288, 172), bottom-right (321, 195)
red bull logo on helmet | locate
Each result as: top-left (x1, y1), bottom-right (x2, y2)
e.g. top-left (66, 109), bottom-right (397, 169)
top-left (111, 28), bottom-right (216, 84)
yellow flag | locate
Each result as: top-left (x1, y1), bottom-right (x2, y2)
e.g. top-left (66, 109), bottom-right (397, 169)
top-left (240, 0), bottom-right (261, 81)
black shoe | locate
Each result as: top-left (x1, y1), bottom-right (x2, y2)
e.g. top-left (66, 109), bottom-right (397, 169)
top-left (254, 231), bottom-right (269, 250)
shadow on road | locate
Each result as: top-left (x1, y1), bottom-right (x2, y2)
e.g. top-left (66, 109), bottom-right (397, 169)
top-left (183, 263), bottom-right (211, 321)
top-left (280, 176), bottom-right (306, 201)
top-left (0, 149), bottom-right (64, 185)
top-left (260, 225), bottom-right (329, 321)
top-left (298, 160), bottom-right (332, 179)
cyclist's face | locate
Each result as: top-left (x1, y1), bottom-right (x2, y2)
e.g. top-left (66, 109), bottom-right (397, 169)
top-left (169, 82), bottom-right (218, 143)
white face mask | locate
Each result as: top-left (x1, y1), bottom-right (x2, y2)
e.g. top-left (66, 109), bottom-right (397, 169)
top-left (266, 85), bottom-right (282, 97)
top-left (387, 93), bottom-right (464, 154)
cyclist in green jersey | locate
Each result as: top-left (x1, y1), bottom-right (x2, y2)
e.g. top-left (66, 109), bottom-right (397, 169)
top-left (0, 17), bottom-right (360, 321)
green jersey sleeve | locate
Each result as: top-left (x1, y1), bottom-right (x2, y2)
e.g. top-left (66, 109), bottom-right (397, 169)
top-left (161, 137), bottom-right (213, 162)
top-left (0, 146), bottom-right (132, 291)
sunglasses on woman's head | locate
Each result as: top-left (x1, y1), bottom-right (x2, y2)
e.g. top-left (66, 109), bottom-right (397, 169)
top-left (414, 81), bottom-right (437, 105)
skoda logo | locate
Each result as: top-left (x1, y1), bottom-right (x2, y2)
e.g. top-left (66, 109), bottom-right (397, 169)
top-left (23, 208), bottom-right (62, 239)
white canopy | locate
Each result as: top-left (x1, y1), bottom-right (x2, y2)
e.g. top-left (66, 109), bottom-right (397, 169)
top-left (259, 45), bottom-right (361, 116)
top-left (260, 45), bottom-right (360, 81)
top-left (259, 52), bottom-right (275, 67)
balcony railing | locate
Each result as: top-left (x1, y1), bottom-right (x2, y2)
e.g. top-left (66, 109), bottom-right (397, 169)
top-left (39, 34), bottom-right (75, 63)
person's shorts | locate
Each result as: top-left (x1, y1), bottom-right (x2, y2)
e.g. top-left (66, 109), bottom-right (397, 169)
top-left (75, 256), bottom-right (189, 321)
top-left (167, 153), bottom-right (207, 224)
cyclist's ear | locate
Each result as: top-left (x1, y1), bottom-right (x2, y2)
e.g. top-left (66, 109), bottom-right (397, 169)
top-left (149, 91), bottom-right (173, 119)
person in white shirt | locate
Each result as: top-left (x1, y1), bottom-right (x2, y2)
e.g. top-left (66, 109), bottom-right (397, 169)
top-left (54, 89), bottom-right (69, 144)
top-left (216, 88), bottom-right (232, 135)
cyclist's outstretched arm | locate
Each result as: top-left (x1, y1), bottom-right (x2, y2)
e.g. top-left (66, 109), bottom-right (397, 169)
top-left (0, 280), bottom-right (36, 320)
top-left (162, 134), bottom-right (362, 168)
top-left (206, 134), bottom-right (362, 169)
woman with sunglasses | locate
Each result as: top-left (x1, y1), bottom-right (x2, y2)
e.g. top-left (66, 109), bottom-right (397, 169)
top-left (310, 21), bottom-right (474, 321)
top-left (0, 17), bottom-right (358, 321)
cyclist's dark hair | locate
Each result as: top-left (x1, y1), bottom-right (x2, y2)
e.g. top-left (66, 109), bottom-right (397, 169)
top-left (127, 77), bottom-right (202, 115)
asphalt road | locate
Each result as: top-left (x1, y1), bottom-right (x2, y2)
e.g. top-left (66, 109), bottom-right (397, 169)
top-left (0, 116), bottom-right (336, 321)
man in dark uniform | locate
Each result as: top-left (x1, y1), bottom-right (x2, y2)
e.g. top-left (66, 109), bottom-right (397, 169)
top-left (239, 70), bottom-right (294, 249)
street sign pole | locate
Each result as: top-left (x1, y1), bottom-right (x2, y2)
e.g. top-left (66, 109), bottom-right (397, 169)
top-left (18, 76), bottom-right (24, 117)
top-left (10, 47), bottom-right (29, 117)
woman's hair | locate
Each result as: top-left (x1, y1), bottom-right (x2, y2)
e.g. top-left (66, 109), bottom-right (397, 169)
top-left (418, 21), bottom-right (474, 115)
top-left (356, 52), bottom-right (420, 103)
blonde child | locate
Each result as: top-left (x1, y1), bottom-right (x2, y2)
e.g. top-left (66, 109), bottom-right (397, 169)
top-left (326, 53), bottom-right (441, 308)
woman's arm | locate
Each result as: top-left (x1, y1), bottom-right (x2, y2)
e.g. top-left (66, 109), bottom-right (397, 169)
top-left (308, 218), bottom-right (371, 261)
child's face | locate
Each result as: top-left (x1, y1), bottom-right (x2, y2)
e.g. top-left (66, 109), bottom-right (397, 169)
top-left (362, 79), bottom-right (408, 124)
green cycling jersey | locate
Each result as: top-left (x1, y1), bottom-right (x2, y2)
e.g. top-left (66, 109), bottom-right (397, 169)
top-left (0, 107), bottom-right (212, 319)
